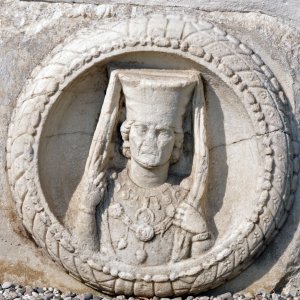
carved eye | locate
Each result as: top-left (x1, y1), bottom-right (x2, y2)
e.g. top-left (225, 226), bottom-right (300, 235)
top-left (157, 128), bottom-right (172, 138)
top-left (134, 124), bottom-right (148, 135)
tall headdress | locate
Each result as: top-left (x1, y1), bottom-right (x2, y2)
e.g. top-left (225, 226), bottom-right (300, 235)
top-left (117, 69), bottom-right (198, 132)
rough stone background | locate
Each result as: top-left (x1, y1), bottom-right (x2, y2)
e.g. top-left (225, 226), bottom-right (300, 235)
top-left (1, 0), bottom-right (300, 296)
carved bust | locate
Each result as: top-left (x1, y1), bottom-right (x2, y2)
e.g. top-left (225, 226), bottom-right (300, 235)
top-left (7, 15), bottom-right (296, 297)
top-left (74, 69), bottom-right (212, 266)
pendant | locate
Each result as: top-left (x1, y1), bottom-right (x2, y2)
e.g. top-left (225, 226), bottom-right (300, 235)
top-left (135, 224), bottom-right (155, 242)
top-left (117, 237), bottom-right (128, 250)
top-left (135, 248), bottom-right (147, 264)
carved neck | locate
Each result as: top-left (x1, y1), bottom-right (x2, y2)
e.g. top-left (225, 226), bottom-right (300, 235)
top-left (129, 159), bottom-right (169, 188)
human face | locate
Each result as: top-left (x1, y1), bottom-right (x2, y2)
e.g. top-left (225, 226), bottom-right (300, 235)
top-left (129, 121), bottom-right (175, 168)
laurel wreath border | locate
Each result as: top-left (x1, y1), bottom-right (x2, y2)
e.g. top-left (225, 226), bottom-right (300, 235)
top-left (6, 15), bottom-right (299, 296)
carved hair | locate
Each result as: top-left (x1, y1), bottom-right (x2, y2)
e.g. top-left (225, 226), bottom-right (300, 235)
top-left (120, 120), bottom-right (184, 164)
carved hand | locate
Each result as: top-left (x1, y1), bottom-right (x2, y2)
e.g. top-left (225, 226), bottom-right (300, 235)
top-left (174, 202), bottom-right (208, 234)
top-left (80, 176), bottom-right (103, 213)
top-left (74, 174), bottom-right (104, 252)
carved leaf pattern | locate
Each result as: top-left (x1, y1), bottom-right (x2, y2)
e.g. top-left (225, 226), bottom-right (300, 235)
top-left (6, 15), bottom-right (298, 296)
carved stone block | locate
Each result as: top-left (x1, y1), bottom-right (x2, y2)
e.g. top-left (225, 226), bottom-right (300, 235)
top-left (1, 1), bottom-right (300, 297)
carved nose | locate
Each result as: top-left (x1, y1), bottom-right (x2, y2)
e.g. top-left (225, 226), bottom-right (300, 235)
top-left (143, 130), bottom-right (156, 146)
top-left (141, 131), bottom-right (158, 153)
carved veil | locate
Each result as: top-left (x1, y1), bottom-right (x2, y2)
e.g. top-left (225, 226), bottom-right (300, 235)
top-left (81, 68), bottom-right (209, 220)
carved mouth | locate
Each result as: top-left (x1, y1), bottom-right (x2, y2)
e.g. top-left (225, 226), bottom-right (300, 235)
top-left (140, 152), bottom-right (157, 156)
top-left (139, 149), bottom-right (158, 157)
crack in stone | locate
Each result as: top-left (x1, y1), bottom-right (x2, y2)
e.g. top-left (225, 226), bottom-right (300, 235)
top-left (43, 131), bottom-right (92, 138)
top-left (209, 128), bottom-right (287, 151)
top-left (43, 128), bottom-right (298, 150)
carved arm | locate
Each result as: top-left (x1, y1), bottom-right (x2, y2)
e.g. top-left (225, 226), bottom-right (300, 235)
top-left (73, 71), bottom-right (122, 251)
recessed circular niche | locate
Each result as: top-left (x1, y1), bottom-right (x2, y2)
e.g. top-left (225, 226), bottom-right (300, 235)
top-left (7, 15), bottom-right (297, 297)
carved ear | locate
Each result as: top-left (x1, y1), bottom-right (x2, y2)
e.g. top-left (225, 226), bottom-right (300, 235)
top-left (187, 74), bottom-right (209, 208)
top-left (170, 146), bottom-right (181, 164)
top-left (121, 141), bottom-right (131, 159)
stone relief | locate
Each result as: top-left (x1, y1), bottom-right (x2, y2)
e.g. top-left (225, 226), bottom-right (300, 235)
top-left (74, 69), bottom-right (212, 265)
top-left (6, 14), bottom-right (299, 297)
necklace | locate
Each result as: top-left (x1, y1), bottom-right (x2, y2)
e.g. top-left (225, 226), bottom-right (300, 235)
top-left (105, 168), bottom-right (191, 264)
top-left (107, 168), bottom-right (190, 242)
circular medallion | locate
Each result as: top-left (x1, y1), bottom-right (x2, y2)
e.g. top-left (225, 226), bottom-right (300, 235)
top-left (6, 14), bottom-right (298, 297)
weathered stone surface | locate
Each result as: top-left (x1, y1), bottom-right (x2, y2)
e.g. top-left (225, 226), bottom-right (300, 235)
top-left (1, 0), bottom-right (300, 297)
top-left (22, 0), bottom-right (300, 29)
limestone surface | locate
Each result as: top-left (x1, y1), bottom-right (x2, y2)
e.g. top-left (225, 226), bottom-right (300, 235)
top-left (1, 0), bottom-right (300, 297)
